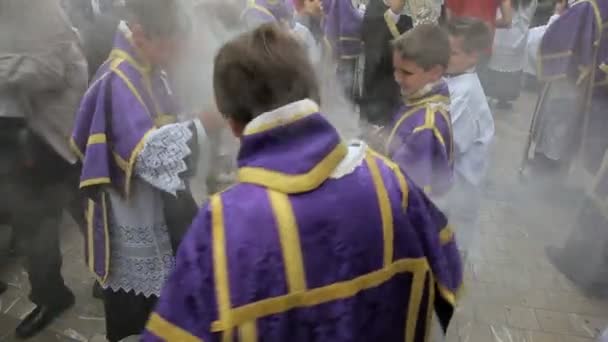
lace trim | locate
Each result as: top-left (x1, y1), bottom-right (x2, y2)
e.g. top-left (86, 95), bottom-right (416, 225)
top-left (135, 122), bottom-right (194, 195)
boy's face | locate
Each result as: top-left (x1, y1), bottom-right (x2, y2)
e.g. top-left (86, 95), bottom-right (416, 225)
top-left (393, 52), bottom-right (443, 96)
top-left (447, 35), bottom-right (478, 74)
top-left (132, 24), bottom-right (183, 67)
top-left (304, 0), bottom-right (323, 17)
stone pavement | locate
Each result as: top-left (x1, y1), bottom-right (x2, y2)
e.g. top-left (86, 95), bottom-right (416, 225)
top-left (0, 89), bottom-right (607, 341)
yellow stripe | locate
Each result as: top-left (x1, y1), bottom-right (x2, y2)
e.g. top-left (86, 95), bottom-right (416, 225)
top-left (80, 177), bottom-right (111, 188)
top-left (439, 226), bottom-right (454, 245)
top-left (367, 149), bottom-right (410, 211)
top-left (113, 153), bottom-right (129, 172)
top-left (384, 10), bottom-right (401, 38)
top-left (268, 190), bottom-right (307, 292)
top-left (111, 61), bottom-right (152, 118)
top-left (238, 321), bottom-right (258, 342)
top-left (154, 114), bottom-right (177, 127)
top-left (101, 193), bottom-right (110, 284)
top-left (437, 109), bottom-right (454, 163)
top-left (405, 94), bottom-right (450, 107)
top-left (581, 0), bottom-right (603, 45)
top-left (412, 108), bottom-right (446, 147)
top-left (146, 313), bottom-right (203, 342)
top-left (210, 257), bottom-right (430, 331)
top-left (424, 273), bottom-right (436, 342)
top-left (405, 271), bottom-right (426, 342)
top-left (540, 50), bottom-right (573, 60)
top-left (86, 200), bottom-right (95, 274)
top-left (237, 143), bottom-right (348, 194)
top-left (386, 107), bottom-right (424, 153)
top-left (109, 48), bottom-right (151, 75)
top-left (243, 108), bottom-right (318, 136)
top-left (125, 129), bottom-right (155, 197)
top-left (437, 283), bottom-right (460, 307)
top-left (211, 195), bottom-right (234, 342)
top-left (365, 154), bottom-right (394, 266)
top-left (338, 36), bottom-right (361, 41)
top-left (87, 133), bottom-right (106, 145)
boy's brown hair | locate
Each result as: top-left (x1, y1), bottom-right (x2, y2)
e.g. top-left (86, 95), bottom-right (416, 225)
top-left (391, 24), bottom-right (450, 71)
top-left (213, 23), bottom-right (320, 124)
top-left (446, 17), bottom-right (492, 54)
top-left (125, 0), bottom-right (190, 37)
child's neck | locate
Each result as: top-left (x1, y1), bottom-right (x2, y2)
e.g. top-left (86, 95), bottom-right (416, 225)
top-left (406, 79), bottom-right (442, 100)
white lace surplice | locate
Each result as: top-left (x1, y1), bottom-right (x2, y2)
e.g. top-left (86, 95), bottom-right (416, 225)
top-left (102, 121), bottom-right (198, 298)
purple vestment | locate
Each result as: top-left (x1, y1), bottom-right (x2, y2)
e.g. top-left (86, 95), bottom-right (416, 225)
top-left (241, 0), bottom-right (295, 28)
top-left (322, 0), bottom-right (363, 59)
top-left (535, 0), bottom-right (608, 173)
top-left (386, 81), bottom-right (454, 197)
top-left (143, 100), bottom-right (462, 341)
top-left (70, 24), bottom-right (179, 283)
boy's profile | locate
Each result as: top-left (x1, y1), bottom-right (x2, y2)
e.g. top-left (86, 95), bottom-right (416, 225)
top-left (386, 23), bottom-right (454, 196)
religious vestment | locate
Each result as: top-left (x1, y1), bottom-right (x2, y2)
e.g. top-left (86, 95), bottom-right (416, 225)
top-left (386, 81), bottom-right (454, 197)
top-left (524, 14), bottom-right (561, 77)
top-left (528, 0), bottom-right (608, 171)
top-left (321, 0), bottom-right (365, 99)
top-left (144, 99), bottom-right (463, 342)
top-left (360, 0), bottom-right (413, 126)
top-left (443, 70), bottom-right (494, 255)
top-left (540, 0), bottom-right (608, 299)
top-left (71, 21), bottom-right (205, 341)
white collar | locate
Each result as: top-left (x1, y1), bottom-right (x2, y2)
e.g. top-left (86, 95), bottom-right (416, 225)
top-left (244, 99), bottom-right (320, 133)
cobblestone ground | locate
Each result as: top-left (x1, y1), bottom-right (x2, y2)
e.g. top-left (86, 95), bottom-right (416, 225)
top-left (0, 89), bottom-right (607, 341)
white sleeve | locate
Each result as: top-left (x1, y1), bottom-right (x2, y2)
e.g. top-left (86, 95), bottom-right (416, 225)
top-left (450, 92), bottom-right (477, 156)
top-left (134, 121), bottom-right (198, 195)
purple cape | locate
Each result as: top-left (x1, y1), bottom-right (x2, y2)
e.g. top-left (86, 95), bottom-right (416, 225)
top-left (143, 103), bottom-right (462, 341)
top-left (538, 0), bottom-right (608, 85)
top-left (386, 81), bottom-right (454, 196)
top-left (322, 0), bottom-right (363, 59)
top-left (70, 26), bottom-right (179, 283)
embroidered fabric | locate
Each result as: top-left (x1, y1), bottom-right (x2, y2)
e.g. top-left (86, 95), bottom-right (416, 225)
top-left (103, 179), bottom-right (175, 298)
top-left (104, 122), bottom-right (197, 297)
top-left (135, 121), bottom-right (194, 195)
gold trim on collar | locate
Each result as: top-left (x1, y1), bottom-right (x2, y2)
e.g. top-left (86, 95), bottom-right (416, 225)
top-left (237, 143), bottom-right (348, 193)
top-left (384, 10), bottom-right (402, 39)
top-left (244, 108), bottom-right (319, 136)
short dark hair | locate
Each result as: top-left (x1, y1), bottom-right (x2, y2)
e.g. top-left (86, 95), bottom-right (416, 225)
top-left (213, 23), bottom-right (320, 125)
top-left (125, 0), bottom-right (190, 37)
top-left (446, 17), bottom-right (492, 54)
top-left (391, 24), bottom-right (450, 71)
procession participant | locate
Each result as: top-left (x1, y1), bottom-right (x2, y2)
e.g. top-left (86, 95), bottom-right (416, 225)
top-left (360, 0), bottom-right (413, 126)
top-left (443, 17), bottom-right (495, 255)
top-left (485, 0), bottom-right (538, 109)
top-left (144, 23), bottom-right (463, 342)
top-left (70, 0), bottom-right (208, 340)
top-left (386, 24), bottom-right (454, 196)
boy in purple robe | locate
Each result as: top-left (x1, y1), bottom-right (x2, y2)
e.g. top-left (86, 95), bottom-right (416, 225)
top-left (144, 23), bottom-right (462, 342)
top-left (70, 0), bottom-right (211, 340)
top-left (385, 24), bottom-right (454, 197)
